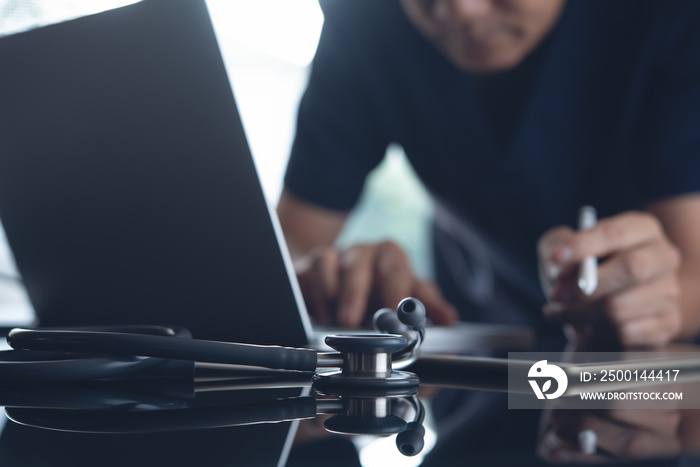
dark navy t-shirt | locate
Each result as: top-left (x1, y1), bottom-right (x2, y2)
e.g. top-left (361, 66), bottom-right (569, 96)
top-left (284, 0), bottom-right (700, 330)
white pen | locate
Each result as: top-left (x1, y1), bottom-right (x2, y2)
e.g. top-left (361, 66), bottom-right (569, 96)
top-left (578, 429), bottom-right (597, 454)
top-left (578, 206), bottom-right (598, 296)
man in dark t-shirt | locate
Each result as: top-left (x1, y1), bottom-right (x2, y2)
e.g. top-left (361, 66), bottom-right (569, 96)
top-left (278, 0), bottom-right (700, 348)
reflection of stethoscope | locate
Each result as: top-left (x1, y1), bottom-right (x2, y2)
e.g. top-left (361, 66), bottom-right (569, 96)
top-left (2, 377), bottom-right (427, 457)
top-left (2, 298), bottom-right (426, 390)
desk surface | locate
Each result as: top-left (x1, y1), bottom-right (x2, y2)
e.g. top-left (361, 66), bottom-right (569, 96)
top-left (0, 351), bottom-right (699, 467)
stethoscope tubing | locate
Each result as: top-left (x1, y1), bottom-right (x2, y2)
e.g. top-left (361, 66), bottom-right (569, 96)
top-left (0, 351), bottom-right (163, 384)
top-left (8, 328), bottom-right (319, 372)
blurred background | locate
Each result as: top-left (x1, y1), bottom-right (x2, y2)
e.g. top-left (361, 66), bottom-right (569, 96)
top-left (0, 0), bottom-right (433, 325)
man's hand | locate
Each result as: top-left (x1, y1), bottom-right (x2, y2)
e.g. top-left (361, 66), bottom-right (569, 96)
top-left (538, 211), bottom-right (682, 348)
top-left (294, 241), bottom-right (458, 328)
top-left (539, 408), bottom-right (682, 462)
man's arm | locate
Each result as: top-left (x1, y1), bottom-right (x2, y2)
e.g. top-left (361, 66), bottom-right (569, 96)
top-left (648, 194), bottom-right (700, 340)
top-left (277, 189), bottom-right (347, 261)
top-left (538, 193), bottom-right (700, 347)
top-left (278, 189), bottom-right (457, 327)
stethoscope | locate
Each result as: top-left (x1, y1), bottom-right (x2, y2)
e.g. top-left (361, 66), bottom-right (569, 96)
top-left (1, 297), bottom-right (426, 390)
top-left (0, 369), bottom-right (428, 456)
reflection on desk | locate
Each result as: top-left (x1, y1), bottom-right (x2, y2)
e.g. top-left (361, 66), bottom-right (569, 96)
top-left (0, 353), bottom-right (699, 467)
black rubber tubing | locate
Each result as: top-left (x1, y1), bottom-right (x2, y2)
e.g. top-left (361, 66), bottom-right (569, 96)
top-left (8, 328), bottom-right (318, 372)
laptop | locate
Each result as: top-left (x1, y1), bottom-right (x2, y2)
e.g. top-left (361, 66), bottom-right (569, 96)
top-left (0, 2), bottom-right (313, 466)
top-left (0, 0), bottom-right (316, 347)
top-left (0, 0), bottom-right (532, 353)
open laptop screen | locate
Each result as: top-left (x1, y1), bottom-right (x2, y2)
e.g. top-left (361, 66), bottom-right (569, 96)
top-left (0, 0), bottom-right (311, 347)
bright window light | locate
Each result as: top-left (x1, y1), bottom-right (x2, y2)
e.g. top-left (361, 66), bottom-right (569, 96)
top-left (206, 0), bottom-right (323, 67)
top-left (0, 0), bottom-right (141, 36)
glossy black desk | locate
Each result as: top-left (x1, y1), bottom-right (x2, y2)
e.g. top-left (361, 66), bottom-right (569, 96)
top-left (0, 356), bottom-right (698, 467)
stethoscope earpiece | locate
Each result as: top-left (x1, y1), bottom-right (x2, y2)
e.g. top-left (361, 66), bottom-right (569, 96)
top-left (396, 421), bottom-right (426, 457)
top-left (396, 297), bottom-right (427, 330)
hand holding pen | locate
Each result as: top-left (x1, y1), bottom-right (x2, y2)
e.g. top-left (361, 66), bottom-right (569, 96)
top-left (537, 207), bottom-right (682, 348)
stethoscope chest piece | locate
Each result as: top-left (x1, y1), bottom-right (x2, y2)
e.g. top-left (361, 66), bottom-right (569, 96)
top-left (313, 334), bottom-right (420, 391)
